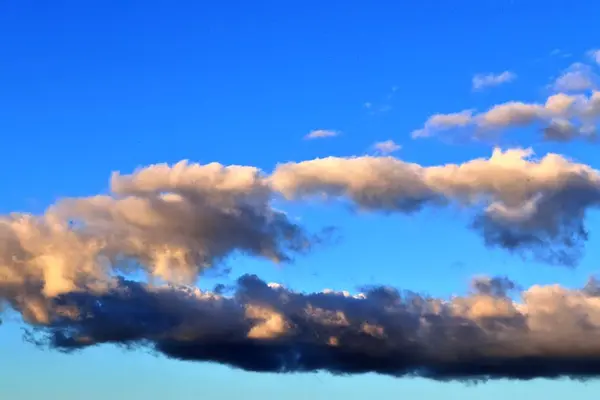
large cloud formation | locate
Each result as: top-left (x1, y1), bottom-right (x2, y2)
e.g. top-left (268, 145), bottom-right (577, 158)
top-left (271, 147), bottom-right (600, 266)
top-left (13, 273), bottom-right (600, 381)
top-left (3, 151), bottom-right (600, 381)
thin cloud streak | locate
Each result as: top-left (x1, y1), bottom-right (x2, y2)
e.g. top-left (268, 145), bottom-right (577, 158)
top-left (472, 71), bottom-right (516, 91)
top-left (305, 130), bottom-right (340, 140)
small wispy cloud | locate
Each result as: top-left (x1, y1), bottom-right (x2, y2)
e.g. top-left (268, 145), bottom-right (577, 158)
top-left (411, 110), bottom-right (474, 138)
top-left (550, 48), bottom-right (572, 58)
top-left (304, 129), bottom-right (340, 140)
top-left (372, 140), bottom-right (401, 154)
top-left (472, 71), bottom-right (516, 91)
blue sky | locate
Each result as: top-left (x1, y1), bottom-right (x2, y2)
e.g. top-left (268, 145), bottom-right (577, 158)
top-left (3, 1), bottom-right (600, 398)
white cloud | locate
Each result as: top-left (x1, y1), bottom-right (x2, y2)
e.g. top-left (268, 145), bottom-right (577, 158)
top-left (271, 147), bottom-right (600, 265)
top-left (0, 160), bottom-right (317, 299)
top-left (413, 91), bottom-right (600, 142)
top-left (372, 140), bottom-right (401, 154)
top-left (587, 48), bottom-right (600, 65)
top-left (472, 71), bottom-right (516, 90)
top-left (411, 110), bottom-right (474, 138)
top-left (480, 102), bottom-right (545, 127)
top-left (553, 63), bottom-right (598, 92)
top-left (304, 129), bottom-right (339, 140)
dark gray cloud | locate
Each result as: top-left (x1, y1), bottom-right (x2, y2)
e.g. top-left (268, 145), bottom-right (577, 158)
top-left (10, 274), bottom-right (600, 381)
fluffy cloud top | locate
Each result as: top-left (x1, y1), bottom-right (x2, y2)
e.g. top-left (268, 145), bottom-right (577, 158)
top-left (3, 147), bottom-right (599, 310)
top-left (3, 148), bottom-right (600, 307)
top-left (0, 161), bottom-right (315, 300)
top-left (3, 149), bottom-right (600, 381)
top-left (270, 147), bottom-right (600, 266)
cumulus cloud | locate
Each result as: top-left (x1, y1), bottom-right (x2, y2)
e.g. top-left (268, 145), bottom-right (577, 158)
top-left (305, 130), bottom-right (339, 140)
top-left (2, 147), bottom-right (600, 312)
top-left (552, 63), bottom-right (598, 93)
top-left (12, 273), bottom-right (600, 381)
top-left (0, 160), bottom-right (319, 302)
top-left (271, 147), bottom-right (600, 266)
top-left (4, 152), bottom-right (600, 380)
top-left (412, 91), bottom-right (600, 142)
top-left (372, 140), bottom-right (401, 154)
top-left (472, 71), bottom-right (516, 91)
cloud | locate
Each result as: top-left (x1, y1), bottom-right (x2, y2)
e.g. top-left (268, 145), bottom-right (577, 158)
top-left (550, 49), bottom-right (572, 58)
top-left (587, 49), bottom-right (600, 65)
top-left (412, 91), bottom-right (600, 142)
top-left (271, 147), bottom-right (600, 266)
top-left (305, 130), bottom-right (339, 140)
top-left (472, 71), bottom-right (516, 91)
top-left (0, 160), bottom-right (321, 300)
top-left (552, 63), bottom-right (598, 92)
top-left (1, 146), bottom-right (600, 313)
top-left (411, 110), bottom-right (474, 138)
top-left (4, 151), bottom-right (600, 379)
top-left (12, 272), bottom-right (600, 381)
top-left (372, 140), bottom-right (401, 154)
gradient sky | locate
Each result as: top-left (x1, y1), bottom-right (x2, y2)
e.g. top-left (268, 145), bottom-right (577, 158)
top-left (2, 1), bottom-right (600, 399)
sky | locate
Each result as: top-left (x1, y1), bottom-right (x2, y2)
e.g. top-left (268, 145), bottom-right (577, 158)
top-left (3, 1), bottom-right (600, 399)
